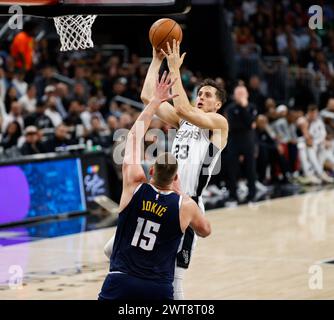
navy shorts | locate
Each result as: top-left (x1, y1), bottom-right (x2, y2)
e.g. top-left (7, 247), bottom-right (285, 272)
top-left (98, 272), bottom-right (174, 300)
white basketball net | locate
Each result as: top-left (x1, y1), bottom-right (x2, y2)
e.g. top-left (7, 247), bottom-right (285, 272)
top-left (53, 15), bottom-right (97, 51)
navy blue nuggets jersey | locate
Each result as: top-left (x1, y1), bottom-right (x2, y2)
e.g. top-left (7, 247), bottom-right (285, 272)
top-left (110, 183), bottom-right (183, 283)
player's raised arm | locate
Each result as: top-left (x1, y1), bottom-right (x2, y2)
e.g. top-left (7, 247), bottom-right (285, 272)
top-left (140, 48), bottom-right (164, 105)
top-left (122, 72), bottom-right (178, 196)
top-left (140, 48), bottom-right (181, 129)
top-left (161, 40), bottom-right (228, 136)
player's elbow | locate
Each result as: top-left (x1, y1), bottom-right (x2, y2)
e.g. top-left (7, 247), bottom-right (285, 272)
top-left (202, 222), bottom-right (212, 238)
top-left (196, 221), bottom-right (211, 238)
top-left (140, 93), bottom-right (150, 105)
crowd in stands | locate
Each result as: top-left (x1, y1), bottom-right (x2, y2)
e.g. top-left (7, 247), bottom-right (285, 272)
top-left (1, 0), bottom-right (334, 204)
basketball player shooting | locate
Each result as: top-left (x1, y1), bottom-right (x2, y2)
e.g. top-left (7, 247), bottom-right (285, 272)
top-left (98, 72), bottom-right (211, 300)
top-left (140, 39), bottom-right (229, 299)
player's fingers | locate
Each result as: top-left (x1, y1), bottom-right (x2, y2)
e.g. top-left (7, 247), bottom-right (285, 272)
top-left (167, 41), bottom-right (172, 55)
top-left (177, 41), bottom-right (180, 55)
top-left (170, 93), bottom-right (179, 100)
top-left (172, 38), bottom-right (176, 53)
top-left (158, 50), bottom-right (166, 60)
top-left (165, 72), bottom-right (172, 85)
top-left (160, 48), bottom-right (168, 58)
top-left (160, 70), bottom-right (168, 84)
top-left (181, 52), bottom-right (187, 63)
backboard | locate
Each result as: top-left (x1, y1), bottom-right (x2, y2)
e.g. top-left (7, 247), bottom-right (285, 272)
top-left (0, 0), bottom-right (191, 16)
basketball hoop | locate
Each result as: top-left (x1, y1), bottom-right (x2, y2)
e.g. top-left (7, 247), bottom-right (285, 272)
top-left (53, 15), bottom-right (97, 51)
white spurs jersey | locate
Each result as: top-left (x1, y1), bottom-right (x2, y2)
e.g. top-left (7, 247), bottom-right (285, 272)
top-left (309, 118), bottom-right (326, 145)
top-left (171, 120), bottom-right (222, 205)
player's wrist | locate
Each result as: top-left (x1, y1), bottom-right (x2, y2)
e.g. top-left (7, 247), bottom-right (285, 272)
top-left (152, 56), bottom-right (163, 65)
top-left (169, 66), bottom-right (179, 71)
top-left (150, 97), bottom-right (163, 106)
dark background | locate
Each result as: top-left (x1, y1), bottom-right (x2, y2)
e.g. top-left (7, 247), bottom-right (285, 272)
top-left (90, 1), bottom-right (236, 81)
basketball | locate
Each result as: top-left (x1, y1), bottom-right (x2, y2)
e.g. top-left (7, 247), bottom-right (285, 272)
top-left (149, 18), bottom-right (183, 53)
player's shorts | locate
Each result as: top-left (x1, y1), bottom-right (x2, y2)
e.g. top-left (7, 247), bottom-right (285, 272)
top-left (176, 196), bottom-right (203, 269)
top-left (176, 226), bottom-right (195, 268)
top-left (98, 272), bottom-right (174, 300)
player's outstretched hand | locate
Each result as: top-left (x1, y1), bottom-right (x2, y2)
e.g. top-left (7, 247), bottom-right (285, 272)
top-left (152, 46), bottom-right (165, 61)
top-left (153, 71), bottom-right (178, 103)
top-left (160, 39), bottom-right (186, 71)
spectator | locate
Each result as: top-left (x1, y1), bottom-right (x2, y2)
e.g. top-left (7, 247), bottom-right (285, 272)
top-left (119, 113), bottom-right (133, 130)
top-left (286, 109), bottom-right (300, 175)
top-left (44, 96), bottom-right (63, 127)
top-left (319, 76), bottom-right (334, 110)
top-left (10, 21), bottom-right (37, 73)
top-left (43, 124), bottom-right (76, 153)
top-left (74, 65), bottom-right (90, 94)
top-left (256, 114), bottom-right (289, 184)
top-left (105, 77), bottom-right (129, 107)
top-left (24, 100), bottom-right (54, 130)
top-left (64, 100), bottom-right (84, 127)
top-left (34, 65), bottom-right (55, 99)
top-left (235, 24), bottom-right (255, 45)
top-left (261, 27), bottom-right (277, 56)
top-left (20, 126), bottom-right (46, 155)
top-left (12, 71), bottom-right (28, 98)
top-left (2, 101), bottom-right (24, 132)
top-left (103, 55), bottom-right (121, 96)
top-left (0, 67), bottom-right (8, 103)
top-left (270, 104), bottom-right (290, 143)
top-left (0, 120), bottom-right (22, 150)
top-left (291, 71), bottom-right (316, 112)
top-left (80, 96), bottom-right (106, 131)
top-left (248, 75), bottom-right (266, 114)
top-left (320, 98), bottom-right (334, 137)
top-left (86, 115), bottom-right (109, 148)
top-left (107, 115), bottom-right (118, 132)
top-left (69, 82), bottom-right (88, 105)
top-left (225, 85), bottom-right (258, 203)
top-left (264, 98), bottom-right (279, 122)
top-left (101, 115), bottom-right (118, 149)
top-left (43, 84), bottom-right (67, 119)
top-left (55, 83), bottom-right (71, 113)
top-left (241, 0), bottom-right (257, 22)
top-left (19, 84), bottom-right (37, 114)
top-left (108, 100), bottom-right (123, 118)
top-left (4, 86), bottom-right (18, 114)
top-left (297, 105), bottom-right (334, 184)
top-left (249, 3), bottom-right (271, 44)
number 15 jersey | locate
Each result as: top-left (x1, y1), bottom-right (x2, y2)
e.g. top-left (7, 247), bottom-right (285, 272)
top-left (110, 183), bottom-right (183, 283)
